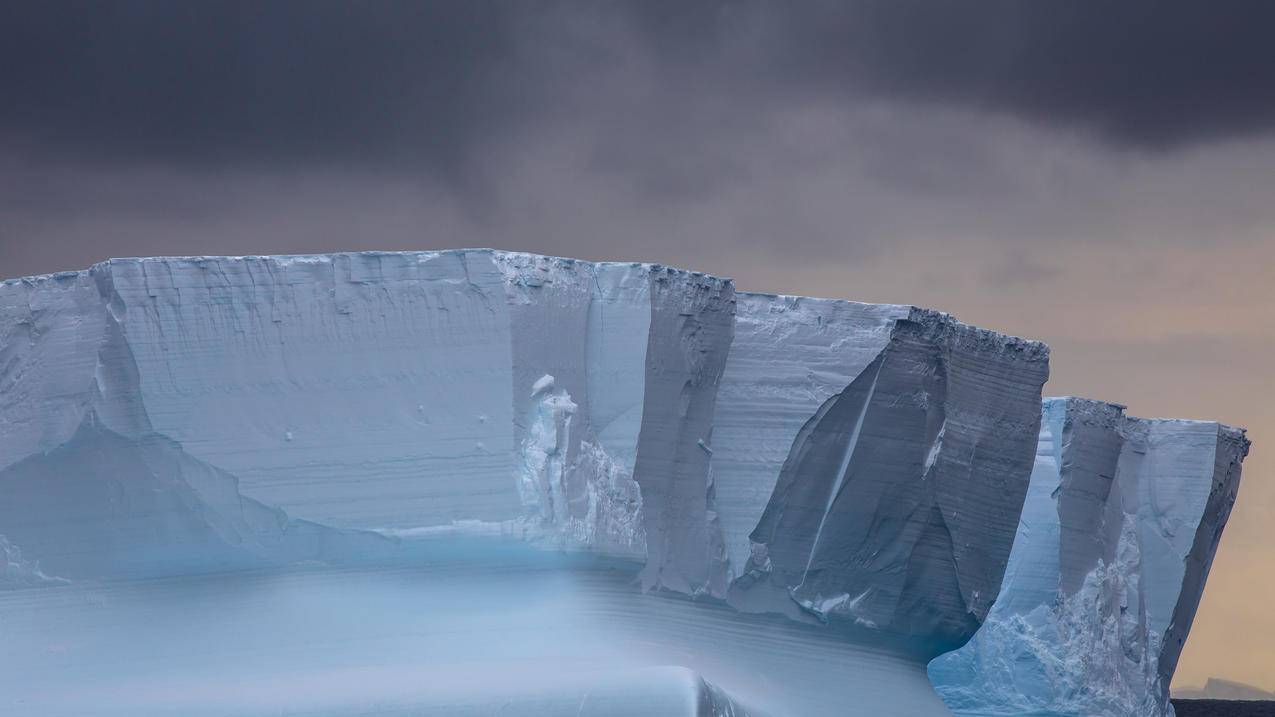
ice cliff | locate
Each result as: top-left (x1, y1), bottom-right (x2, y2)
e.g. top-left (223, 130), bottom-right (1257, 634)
top-left (929, 397), bottom-right (1250, 716)
top-left (716, 295), bottom-right (1049, 657)
top-left (0, 250), bottom-right (1046, 645)
top-left (0, 250), bottom-right (1249, 715)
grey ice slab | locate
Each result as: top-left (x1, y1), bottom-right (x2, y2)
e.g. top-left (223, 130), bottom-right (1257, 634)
top-left (929, 398), bottom-right (1250, 716)
top-left (711, 294), bottom-right (910, 580)
top-left (727, 308), bottom-right (1050, 658)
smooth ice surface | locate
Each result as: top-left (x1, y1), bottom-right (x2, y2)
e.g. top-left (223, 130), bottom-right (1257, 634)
top-left (929, 398), bottom-right (1250, 716)
top-left (0, 557), bottom-right (953, 716)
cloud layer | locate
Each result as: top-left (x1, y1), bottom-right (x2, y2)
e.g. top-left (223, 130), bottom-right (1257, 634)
top-left (5, 0), bottom-right (1275, 171)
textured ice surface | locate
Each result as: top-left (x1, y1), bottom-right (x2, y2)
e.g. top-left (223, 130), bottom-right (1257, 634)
top-left (719, 297), bottom-right (1050, 658)
top-left (929, 398), bottom-right (1250, 716)
top-left (0, 250), bottom-right (1242, 715)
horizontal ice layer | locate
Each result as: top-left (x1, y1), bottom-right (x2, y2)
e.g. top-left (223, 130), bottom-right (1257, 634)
top-left (928, 397), bottom-right (1250, 716)
top-left (0, 565), bottom-right (954, 716)
top-left (293, 667), bottom-right (766, 717)
top-left (721, 300), bottom-right (1051, 658)
top-left (0, 253), bottom-right (519, 529)
top-left (98, 252), bottom-right (520, 530)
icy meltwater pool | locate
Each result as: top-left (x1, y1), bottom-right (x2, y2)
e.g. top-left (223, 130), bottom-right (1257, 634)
top-left (0, 547), bottom-right (952, 716)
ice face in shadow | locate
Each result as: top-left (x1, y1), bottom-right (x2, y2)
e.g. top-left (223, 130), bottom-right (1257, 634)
top-left (632, 266), bottom-right (736, 597)
top-left (724, 304), bottom-right (1051, 658)
top-left (0, 418), bottom-right (390, 581)
top-left (710, 295), bottom-right (912, 585)
top-left (928, 398), bottom-right (1250, 716)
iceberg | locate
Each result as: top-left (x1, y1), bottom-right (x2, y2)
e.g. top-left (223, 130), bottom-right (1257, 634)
top-left (0, 250), bottom-right (1244, 716)
top-left (928, 397), bottom-right (1250, 716)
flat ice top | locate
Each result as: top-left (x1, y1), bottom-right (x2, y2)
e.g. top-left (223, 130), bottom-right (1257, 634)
top-left (0, 248), bottom-right (718, 285)
top-left (0, 559), bottom-right (953, 717)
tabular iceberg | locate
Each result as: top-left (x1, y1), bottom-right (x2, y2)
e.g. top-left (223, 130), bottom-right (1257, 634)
top-left (0, 249), bottom-right (1246, 716)
top-left (928, 397), bottom-right (1250, 716)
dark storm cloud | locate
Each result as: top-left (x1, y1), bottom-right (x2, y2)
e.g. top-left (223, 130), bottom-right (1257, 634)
top-left (728, 0), bottom-right (1275, 147)
top-left (0, 1), bottom-right (539, 171)
top-left (4, 0), bottom-right (1275, 172)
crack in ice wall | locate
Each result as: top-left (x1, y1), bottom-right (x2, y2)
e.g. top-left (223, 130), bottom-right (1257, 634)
top-left (633, 267), bottom-right (736, 597)
top-left (497, 253), bottom-right (650, 557)
top-left (710, 295), bottom-right (911, 580)
top-left (928, 397), bottom-right (1250, 716)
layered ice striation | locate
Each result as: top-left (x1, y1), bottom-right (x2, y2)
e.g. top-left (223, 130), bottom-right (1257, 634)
top-left (0, 249), bottom-right (1245, 715)
top-left (717, 296), bottom-right (1050, 658)
top-left (928, 397), bottom-right (1250, 716)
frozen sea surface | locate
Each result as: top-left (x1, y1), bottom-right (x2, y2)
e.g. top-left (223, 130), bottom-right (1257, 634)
top-left (0, 545), bottom-right (952, 716)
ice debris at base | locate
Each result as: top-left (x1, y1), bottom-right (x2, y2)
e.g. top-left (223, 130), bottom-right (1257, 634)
top-left (0, 250), bottom-right (1251, 715)
top-left (929, 397), bottom-right (1250, 716)
top-left (517, 373), bottom-right (646, 555)
top-left (0, 533), bottom-right (65, 587)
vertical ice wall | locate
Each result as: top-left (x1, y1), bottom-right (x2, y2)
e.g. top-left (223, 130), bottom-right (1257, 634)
top-left (0, 270), bottom-right (109, 471)
top-left (97, 252), bottom-right (520, 530)
top-left (0, 251), bottom-right (740, 579)
top-left (633, 268), bottom-right (736, 596)
top-left (928, 397), bottom-right (1250, 716)
top-left (719, 305), bottom-right (1051, 657)
top-left (711, 294), bottom-right (911, 581)
top-left (496, 253), bottom-right (649, 556)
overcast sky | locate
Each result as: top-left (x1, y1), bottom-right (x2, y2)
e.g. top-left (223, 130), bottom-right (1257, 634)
top-left (3, 0), bottom-right (1274, 689)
